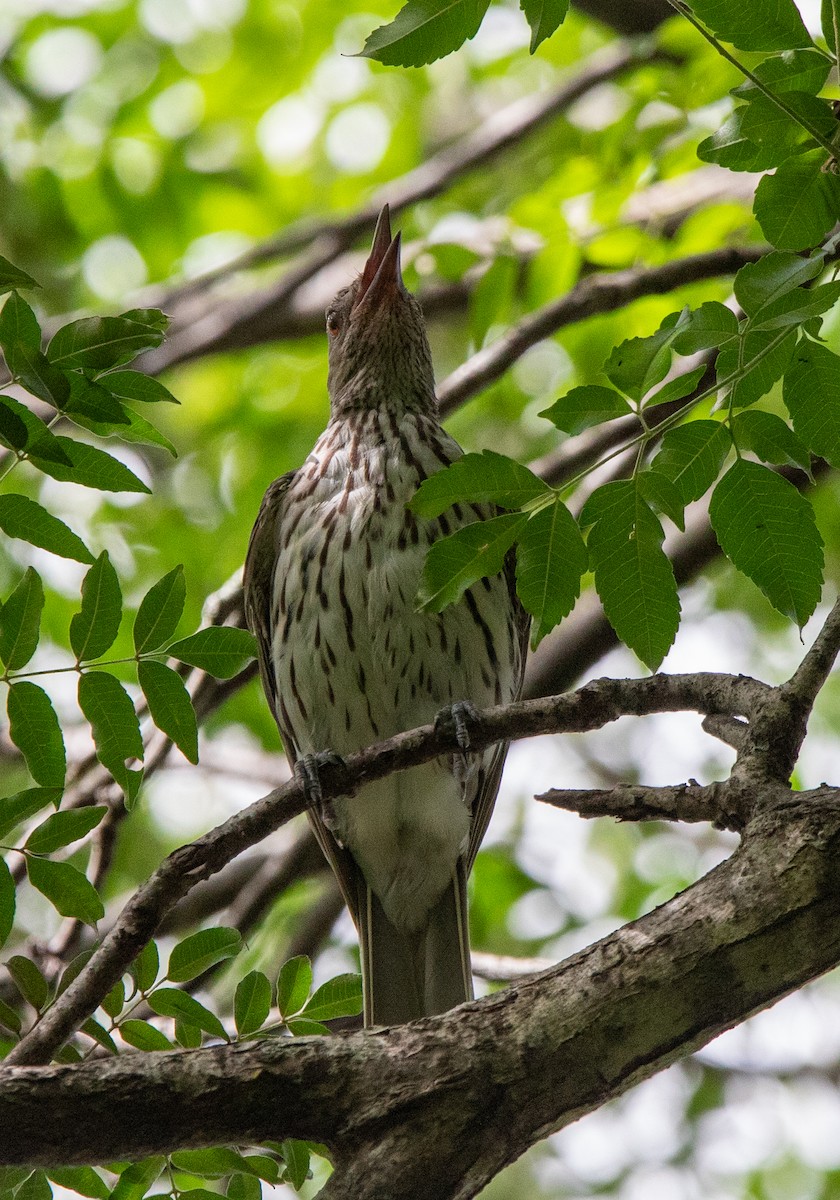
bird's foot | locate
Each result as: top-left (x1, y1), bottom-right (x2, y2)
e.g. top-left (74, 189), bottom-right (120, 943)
top-left (295, 751), bottom-right (352, 834)
top-left (435, 701), bottom-right (481, 778)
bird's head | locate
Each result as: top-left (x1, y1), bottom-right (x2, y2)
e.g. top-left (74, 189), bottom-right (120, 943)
top-left (326, 205), bottom-right (437, 418)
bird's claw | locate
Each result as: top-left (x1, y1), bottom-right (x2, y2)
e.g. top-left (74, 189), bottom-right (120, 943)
top-left (295, 751), bottom-right (351, 832)
top-left (435, 701), bottom-right (480, 775)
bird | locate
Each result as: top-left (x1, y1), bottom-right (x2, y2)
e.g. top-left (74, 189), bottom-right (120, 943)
top-left (244, 205), bottom-right (528, 1026)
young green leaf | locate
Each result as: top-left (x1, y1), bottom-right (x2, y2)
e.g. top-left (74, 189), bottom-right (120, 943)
top-left (520, 0), bottom-right (569, 52)
top-left (409, 450), bottom-right (550, 517)
top-left (300, 973), bottom-right (363, 1022)
top-left (25, 806), bottom-right (107, 854)
top-left (0, 858), bottom-right (15, 949)
top-left (26, 857), bottom-right (104, 924)
top-left (748, 282), bottom-right (840, 332)
top-left (0, 494), bottom-right (93, 564)
top-left (138, 660), bottom-right (199, 763)
top-left (234, 970), bottom-right (273, 1037)
top-left (783, 338), bottom-right (840, 467)
top-left (360, 0), bottom-right (491, 66)
top-left (5, 954), bottom-right (49, 1010)
top-left (277, 955), bottom-right (313, 1018)
top-left (582, 480), bottom-right (680, 671)
top-left (133, 565), bottom-right (186, 654)
top-left (0, 257), bottom-right (39, 293)
top-left (0, 292), bottom-right (40, 352)
top-left (47, 315), bottom-right (165, 372)
top-left (515, 500), bottom-right (587, 647)
top-left (754, 152), bottom-right (840, 251)
top-left (31, 436), bottom-right (150, 494)
top-left (732, 409), bottom-right (812, 473)
top-left (167, 626), bottom-right (258, 678)
top-left (649, 420), bottom-right (731, 504)
top-left (689, 0), bottom-right (812, 51)
top-left (166, 927), bottom-right (242, 982)
top-left (70, 403), bottom-right (177, 456)
top-left (7, 682), bottom-right (66, 787)
top-left (416, 513), bottom-right (526, 612)
top-left (147, 988), bottom-right (228, 1040)
top-left (77, 671), bottom-right (143, 800)
top-left (100, 370), bottom-right (178, 404)
top-left (281, 1142), bottom-right (311, 1191)
top-left (734, 250), bottom-right (826, 316)
top-left (644, 365), bottom-right (707, 409)
top-left (47, 1168), bottom-right (110, 1200)
top-left (672, 301), bottom-right (739, 354)
top-left (540, 384), bottom-right (632, 434)
top-left (70, 553), bottom-right (123, 663)
top-left (118, 1019), bottom-right (174, 1052)
top-left (0, 567), bottom-right (44, 670)
top-left (4, 344), bottom-right (70, 408)
top-left (129, 939), bottom-right (160, 993)
top-left (709, 459), bottom-right (823, 625)
top-left (0, 788), bottom-right (62, 842)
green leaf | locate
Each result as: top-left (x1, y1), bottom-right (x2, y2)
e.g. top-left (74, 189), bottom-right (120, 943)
top-left (604, 310), bottom-right (688, 401)
top-left (16, 1171), bottom-right (52, 1200)
top-left (26, 856), bottom-right (104, 924)
top-left (732, 409), bottom-right (812, 473)
top-left (81, 1016), bottom-right (118, 1054)
top-left (748, 282), bottom-right (840, 332)
top-left (70, 553), bottom-right (123, 662)
top-left (360, 0), bottom-right (491, 66)
top-left (823, 0), bottom-right (839, 51)
top-left (709, 459), bottom-right (823, 624)
top-left (0, 788), bottom-right (61, 842)
top-left (25, 807), bottom-right (107, 854)
top-left (783, 339), bottom-right (840, 468)
top-left (515, 500), bottom-right (587, 647)
top-left (133, 566), bottom-right (186, 654)
top-left (171, 1150), bottom-right (265, 1181)
top-left (109, 1159), bottom-right (166, 1200)
top-left (277, 955), bottom-right (312, 1018)
top-left (47, 1168), bottom-right (109, 1200)
top-left (175, 1017), bottom-right (202, 1048)
top-left (4, 344), bottom-right (70, 408)
top-left (0, 395), bottom-right (72, 463)
top-left (69, 403), bottom-right (177, 456)
top-left (409, 450), bottom-right (550, 516)
top-left (99, 370), bottom-right (179, 404)
top-left (0, 257), bottom-right (39, 292)
top-left (582, 480), bottom-right (680, 671)
top-left (138, 660), bottom-right (199, 764)
top-left (55, 949), bottom-right (95, 996)
top-left (147, 988), bottom-right (228, 1039)
top-left (129, 940), bottom-right (160, 993)
top-left (235, 970), bottom-right (273, 1037)
top-left (672, 301), bottom-right (739, 354)
top-left (285, 1017), bottom-right (331, 1036)
top-left (0, 567), bottom-right (44, 670)
top-left (716, 328), bottom-right (797, 408)
top-left (733, 48), bottom-right (831, 97)
top-left (417, 513), bottom-right (526, 612)
top-left (64, 374), bottom-right (130, 425)
top-left (167, 927), bottom-right (242, 982)
top-left (470, 254), bottom-right (517, 347)
top-left (226, 1174), bottom-right (262, 1200)
top-left (0, 292), bottom-right (40, 352)
top-left (300, 973), bottom-right (363, 1022)
top-left (644, 365), bottom-right (707, 409)
top-left (167, 626), bottom-right (258, 678)
top-left (739, 91), bottom-right (835, 154)
top-left (734, 250), bottom-right (826, 316)
top-left (637, 471), bottom-right (686, 531)
top-left (102, 978), bottom-right (125, 1019)
top-left (0, 994), bottom-right (22, 1033)
top-left (0, 494), bottom-right (93, 564)
top-left (0, 858), bottom-right (14, 949)
top-left (5, 954), bottom-right (49, 1010)
top-left (7, 682), bottom-right (66, 787)
top-left (689, 0), bottom-right (812, 50)
top-left (520, 0), bottom-right (569, 51)
top-left (118, 1019), bottom-right (174, 1051)
top-left (77, 671), bottom-right (143, 801)
top-left (31, 436), bottom-right (150, 494)
top-left (47, 315), bottom-right (166, 372)
top-left (697, 107), bottom-right (780, 172)
top-left (281, 1142), bottom-right (311, 1191)
top-left (754, 153), bottom-right (840, 251)
top-left (650, 420), bottom-right (731, 504)
top-left (540, 384), bottom-right (632, 434)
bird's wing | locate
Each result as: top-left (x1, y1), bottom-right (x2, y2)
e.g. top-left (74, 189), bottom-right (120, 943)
top-left (243, 471), bottom-right (365, 928)
top-left (465, 551), bottom-right (530, 871)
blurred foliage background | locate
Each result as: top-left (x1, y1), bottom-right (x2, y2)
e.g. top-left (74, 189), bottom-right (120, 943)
top-left (2, 0), bottom-right (840, 1196)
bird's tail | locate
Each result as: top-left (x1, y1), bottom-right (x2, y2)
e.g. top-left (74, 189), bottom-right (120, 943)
top-left (357, 861), bottom-right (473, 1026)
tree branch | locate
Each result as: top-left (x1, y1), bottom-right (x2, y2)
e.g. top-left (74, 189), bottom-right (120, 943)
top-left (537, 778), bottom-right (748, 828)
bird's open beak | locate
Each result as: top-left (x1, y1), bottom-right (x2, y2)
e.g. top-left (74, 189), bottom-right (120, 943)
top-left (354, 204), bottom-right (404, 310)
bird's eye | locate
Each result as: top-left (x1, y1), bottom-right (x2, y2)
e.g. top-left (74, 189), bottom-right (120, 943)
top-left (327, 312), bottom-right (341, 336)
